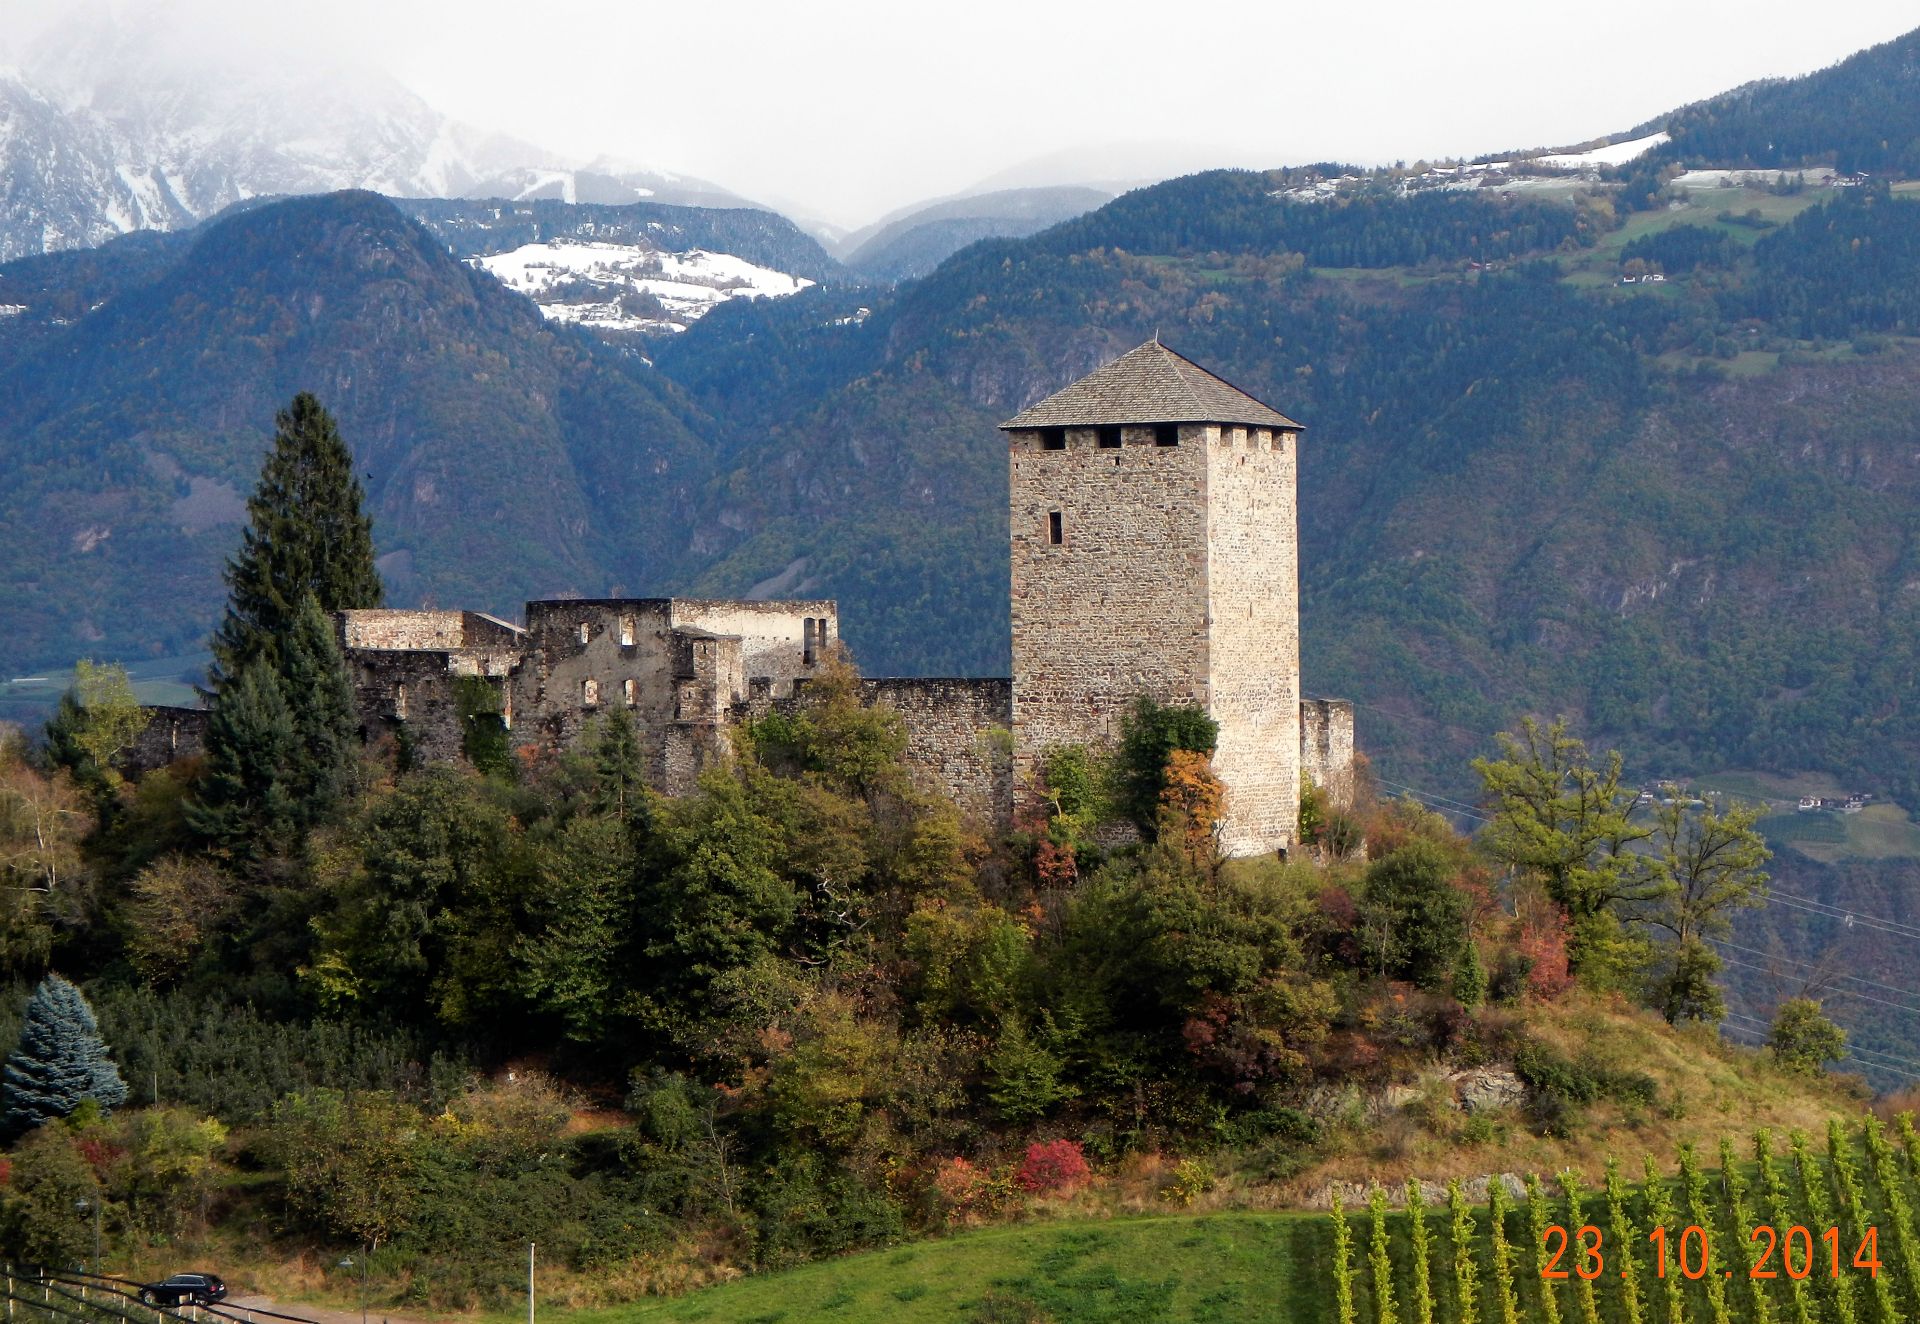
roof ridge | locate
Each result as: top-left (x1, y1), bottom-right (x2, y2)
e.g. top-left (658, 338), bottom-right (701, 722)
top-left (999, 340), bottom-right (1301, 431)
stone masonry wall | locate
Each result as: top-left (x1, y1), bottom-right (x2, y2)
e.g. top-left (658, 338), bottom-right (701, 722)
top-left (1300, 698), bottom-right (1357, 809)
top-left (670, 599), bottom-right (838, 696)
top-left (122, 706), bottom-right (209, 776)
top-left (1008, 424), bottom-right (1211, 803)
top-left (512, 600), bottom-right (682, 778)
top-left (1206, 424), bottom-right (1302, 855)
top-left (338, 609), bottom-right (521, 651)
top-left (509, 599), bottom-right (832, 794)
top-left (861, 677), bottom-right (1014, 828)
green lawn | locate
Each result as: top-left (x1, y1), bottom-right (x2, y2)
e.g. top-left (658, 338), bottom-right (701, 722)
top-left (561, 1214), bottom-right (1336, 1324)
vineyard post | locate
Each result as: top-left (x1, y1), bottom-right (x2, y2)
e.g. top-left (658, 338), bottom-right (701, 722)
top-left (1448, 1179), bottom-right (1480, 1324)
top-left (1562, 1170), bottom-right (1602, 1324)
top-left (1790, 1130), bottom-right (1858, 1324)
top-left (1829, 1119), bottom-right (1899, 1324)
top-left (1717, 1135), bottom-right (1773, 1324)
top-left (1334, 1188), bottom-right (1357, 1324)
top-left (1862, 1116), bottom-right (1920, 1321)
top-left (1641, 1155), bottom-right (1689, 1324)
top-left (1679, 1142), bottom-right (1734, 1324)
top-left (1370, 1184), bottom-right (1400, 1324)
top-left (1488, 1177), bottom-right (1521, 1324)
top-left (1606, 1157), bottom-right (1646, 1324)
top-left (1526, 1173), bottom-right (1565, 1324)
top-left (1757, 1129), bottom-right (1817, 1324)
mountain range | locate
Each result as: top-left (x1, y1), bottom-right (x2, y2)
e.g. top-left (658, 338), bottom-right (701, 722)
top-left (0, 11), bottom-right (752, 263)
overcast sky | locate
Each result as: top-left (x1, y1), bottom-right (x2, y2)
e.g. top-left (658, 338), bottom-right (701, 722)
top-left (7, 0), bottom-right (1918, 227)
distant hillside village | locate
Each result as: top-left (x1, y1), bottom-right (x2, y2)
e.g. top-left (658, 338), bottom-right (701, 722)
top-left (133, 342), bottom-right (1359, 852)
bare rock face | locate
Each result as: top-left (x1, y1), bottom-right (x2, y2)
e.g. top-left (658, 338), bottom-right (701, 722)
top-left (1449, 1066), bottom-right (1527, 1114)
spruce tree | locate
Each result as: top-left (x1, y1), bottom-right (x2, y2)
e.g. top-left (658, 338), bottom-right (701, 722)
top-left (0, 975), bottom-right (129, 1137)
top-left (281, 595), bottom-right (359, 826)
top-left (211, 393), bottom-right (381, 689)
top-left (187, 659), bottom-right (297, 856)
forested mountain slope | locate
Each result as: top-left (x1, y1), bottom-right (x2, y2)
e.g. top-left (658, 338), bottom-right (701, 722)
top-left (1637, 24), bottom-right (1920, 176)
top-left (0, 191), bottom-right (712, 666)
top-left (657, 179), bottom-right (1920, 811)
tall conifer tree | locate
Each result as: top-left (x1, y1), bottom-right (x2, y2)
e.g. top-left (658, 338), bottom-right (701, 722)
top-left (0, 974), bottom-right (128, 1138)
top-left (187, 660), bottom-right (297, 856)
top-left (211, 394), bottom-right (381, 690)
top-left (281, 595), bottom-right (360, 827)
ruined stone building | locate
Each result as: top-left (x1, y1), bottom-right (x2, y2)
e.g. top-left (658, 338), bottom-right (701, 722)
top-left (138, 342), bottom-right (1354, 852)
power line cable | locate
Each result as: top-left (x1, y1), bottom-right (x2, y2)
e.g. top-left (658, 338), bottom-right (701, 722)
top-left (1765, 887), bottom-right (1920, 939)
top-left (1719, 954), bottom-right (1920, 1015)
top-left (1759, 893), bottom-right (1920, 941)
top-left (1716, 938), bottom-right (1920, 1004)
top-left (1717, 1015), bottom-right (1920, 1082)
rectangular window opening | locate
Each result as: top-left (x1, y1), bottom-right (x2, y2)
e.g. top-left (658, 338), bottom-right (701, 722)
top-left (1048, 510), bottom-right (1064, 545)
top-left (803, 617), bottom-right (817, 666)
top-left (1040, 428), bottom-right (1067, 450)
top-left (577, 621), bottom-right (591, 644)
top-left (619, 616), bottom-right (635, 646)
top-left (1097, 425), bottom-right (1122, 449)
top-left (1154, 424), bottom-right (1180, 447)
top-left (623, 677), bottom-right (638, 706)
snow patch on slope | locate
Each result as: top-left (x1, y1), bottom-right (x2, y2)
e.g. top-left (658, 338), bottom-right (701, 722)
top-left (474, 240), bottom-right (813, 334)
top-left (1534, 131), bottom-right (1670, 170)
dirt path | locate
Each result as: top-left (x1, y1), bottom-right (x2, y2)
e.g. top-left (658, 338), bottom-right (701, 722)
top-left (226, 1296), bottom-right (442, 1324)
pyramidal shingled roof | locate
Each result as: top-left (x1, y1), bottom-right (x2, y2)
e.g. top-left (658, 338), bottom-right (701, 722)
top-left (999, 341), bottom-right (1302, 431)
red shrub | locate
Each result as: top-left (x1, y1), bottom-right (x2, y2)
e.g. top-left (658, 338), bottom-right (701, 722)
top-left (1516, 911), bottom-right (1573, 1000)
top-left (933, 1155), bottom-right (985, 1213)
top-left (74, 1136), bottom-right (123, 1178)
top-left (1014, 1138), bottom-right (1090, 1196)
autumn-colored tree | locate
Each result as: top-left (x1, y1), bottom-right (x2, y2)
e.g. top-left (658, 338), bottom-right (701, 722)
top-left (42, 660), bottom-right (148, 794)
top-left (0, 744), bottom-right (93, 969)
top-left (1159, 748), bottom-right (1225, 862)
top-left (124, 855), bottom-right (239, 985)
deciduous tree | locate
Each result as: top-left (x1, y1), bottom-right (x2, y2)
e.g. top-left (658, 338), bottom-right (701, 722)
top-left (1474, 718), bottom-right (1655, 927)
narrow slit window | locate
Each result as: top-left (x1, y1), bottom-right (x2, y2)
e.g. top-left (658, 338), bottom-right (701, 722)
top-left (623, 677), bottom-right (638, 706)
top-left (1040, 428), bottom-right (1067, 450)
top-left (803, 617), bottom-right (817, 666)
top-left (577, 621), bottom-right (591, 644)
top-left (394, 684), bottom-right (407, 720)
top-left (1154, 424), bottom-right (1179, 446)
top-left (1097, 425), bottom-right (1122, 449)
top-left (582, 678), bottom-right (599, 707)
top-left (1048, 510), bottom-right (1064, 545)
top-left (619, 616), bottom-right (636, 646)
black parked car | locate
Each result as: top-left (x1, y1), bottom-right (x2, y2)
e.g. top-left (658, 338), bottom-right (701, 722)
top-left (139, 1274), bottom-right (227, 1306)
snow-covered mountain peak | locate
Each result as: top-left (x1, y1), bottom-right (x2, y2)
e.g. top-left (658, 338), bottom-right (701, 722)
top-left (0, 6), bottom-right (751, 261)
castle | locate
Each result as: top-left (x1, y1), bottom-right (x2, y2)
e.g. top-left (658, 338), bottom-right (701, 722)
top-left (132, 342), bottom-right (1355, 852)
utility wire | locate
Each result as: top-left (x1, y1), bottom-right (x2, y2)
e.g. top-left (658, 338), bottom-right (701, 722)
top-left (1716, 938), bottom-right (1920, 1005)
top-left (1720, 955), bottom-right (1920, 1013)
top-left (1721, 1001), bottom-right (1920, 1073)
top-left (1764, 887), bottom-right (1920, 939)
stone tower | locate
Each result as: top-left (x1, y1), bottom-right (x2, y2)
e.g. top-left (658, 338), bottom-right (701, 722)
top-left (1000, 341), bottom-right (1304, 856)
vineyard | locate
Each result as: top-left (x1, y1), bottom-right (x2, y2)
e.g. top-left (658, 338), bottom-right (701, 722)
top-left (1326, 1114), bottom-right (1920, 1324)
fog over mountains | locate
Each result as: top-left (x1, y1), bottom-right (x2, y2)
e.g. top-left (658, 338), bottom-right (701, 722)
top-left (0, 9), bottom-right (751, 262)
